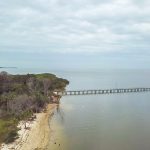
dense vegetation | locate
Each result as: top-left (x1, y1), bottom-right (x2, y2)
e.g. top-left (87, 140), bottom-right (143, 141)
top-left (0, 71), bottom-right (69, 144)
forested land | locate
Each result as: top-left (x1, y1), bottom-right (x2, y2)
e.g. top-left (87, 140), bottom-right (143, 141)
top-left (0, 71), bottom-right (69, 144)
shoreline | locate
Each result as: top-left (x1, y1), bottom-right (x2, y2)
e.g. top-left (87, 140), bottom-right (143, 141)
top-left (1, 104), bottom-right (57, 150)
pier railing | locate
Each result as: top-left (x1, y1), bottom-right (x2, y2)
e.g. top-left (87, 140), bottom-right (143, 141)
top-left (54, 88), bottom-right (150, 96)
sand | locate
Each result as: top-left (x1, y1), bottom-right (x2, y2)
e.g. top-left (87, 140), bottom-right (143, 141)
top-left (1, 104), bottom-right (57, 150)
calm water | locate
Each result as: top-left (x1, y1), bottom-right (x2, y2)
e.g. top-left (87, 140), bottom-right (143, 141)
top-left (51, 70), bottom-right (150, 150)
top-left (1, 68), bottom-right (150, 150)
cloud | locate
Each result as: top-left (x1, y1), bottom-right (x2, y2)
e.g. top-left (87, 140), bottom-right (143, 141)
top-left (0, 0), bottom-right (150, 54)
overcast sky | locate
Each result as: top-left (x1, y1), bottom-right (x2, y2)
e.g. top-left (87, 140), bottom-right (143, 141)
top-left (0, 0), bottom-right (150, 70)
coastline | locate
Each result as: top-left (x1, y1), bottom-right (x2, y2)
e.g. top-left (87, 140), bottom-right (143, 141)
top-left (1, 104), bottom-right (57, 150)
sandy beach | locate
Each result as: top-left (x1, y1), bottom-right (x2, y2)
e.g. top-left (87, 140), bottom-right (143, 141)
top-left (1, 104), bottom-right (57, 150)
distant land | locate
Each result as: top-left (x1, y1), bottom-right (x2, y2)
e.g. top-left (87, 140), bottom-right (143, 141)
top-left (0, 67), bottom-right (17, 69)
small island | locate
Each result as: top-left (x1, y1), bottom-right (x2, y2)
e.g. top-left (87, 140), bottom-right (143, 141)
top-left (0, 71), bottom-right (69, 149)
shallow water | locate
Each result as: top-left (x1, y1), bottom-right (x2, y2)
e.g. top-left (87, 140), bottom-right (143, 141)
top-left (51, 70), bottom-right (150, 150)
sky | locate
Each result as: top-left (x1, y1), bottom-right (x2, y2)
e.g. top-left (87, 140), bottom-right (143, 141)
top-left (0, 0), bottom-right (150, 70)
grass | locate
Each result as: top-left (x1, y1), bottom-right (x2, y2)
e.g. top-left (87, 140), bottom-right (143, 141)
top-left (35, 73), bottom-right (56, 79)
top-left (0, 118), bottom-right (19, 144)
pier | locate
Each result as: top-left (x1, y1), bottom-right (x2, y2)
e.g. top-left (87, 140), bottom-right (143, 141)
top-left (54, 88), bottom-right (150, 96)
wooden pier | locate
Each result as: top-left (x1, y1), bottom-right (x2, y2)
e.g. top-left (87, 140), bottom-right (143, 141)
top-left (54, 88), bottom-right (150, 96)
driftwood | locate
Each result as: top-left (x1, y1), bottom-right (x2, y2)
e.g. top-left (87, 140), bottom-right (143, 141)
top-left (28, 115), bottom-right (36, 121)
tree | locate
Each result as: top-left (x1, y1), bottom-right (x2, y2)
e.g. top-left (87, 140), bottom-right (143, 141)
top-left (42, 79), bottom-right (52, 96)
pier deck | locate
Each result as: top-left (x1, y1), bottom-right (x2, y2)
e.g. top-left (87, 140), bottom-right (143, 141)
top-left (54, 88), bottom-right (150, 96)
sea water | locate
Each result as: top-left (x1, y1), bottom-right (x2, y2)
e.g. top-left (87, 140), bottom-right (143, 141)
top-left (51, 69), bottom-right (150, 150)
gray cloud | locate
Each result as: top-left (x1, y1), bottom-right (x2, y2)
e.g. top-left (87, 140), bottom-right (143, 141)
top-left (0, 0), bottom-right (150, 54)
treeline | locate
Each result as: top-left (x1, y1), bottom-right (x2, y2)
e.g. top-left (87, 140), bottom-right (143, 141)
top-left (0, 71), bottom-right (69, 144)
